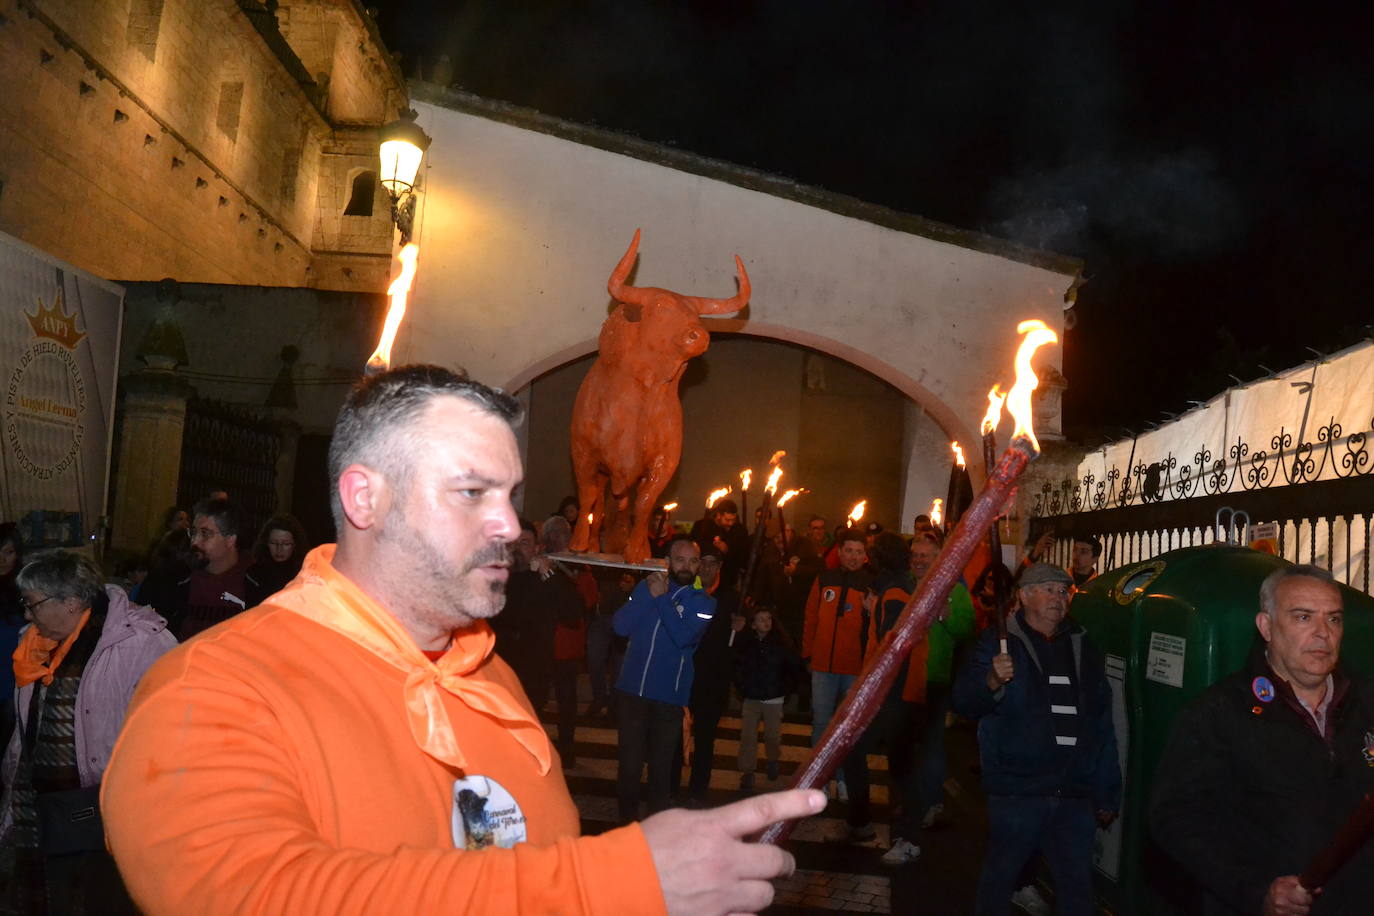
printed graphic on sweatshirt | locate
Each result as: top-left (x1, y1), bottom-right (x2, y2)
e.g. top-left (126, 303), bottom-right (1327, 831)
top-left (451, 775), bottom-right (527, 850)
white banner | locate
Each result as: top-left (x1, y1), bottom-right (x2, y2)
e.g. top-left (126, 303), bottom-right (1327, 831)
top-left (1, 231), bottom-right (123, 548)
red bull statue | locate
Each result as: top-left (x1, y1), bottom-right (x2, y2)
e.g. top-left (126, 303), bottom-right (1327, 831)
top-left (569, 230), bottom-right (750, 564)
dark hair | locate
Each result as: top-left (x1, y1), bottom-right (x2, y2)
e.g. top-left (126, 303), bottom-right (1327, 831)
top-left (162, 506), bottom-right (188, 530)
top-left (0, 522), bottom-right (24, 624)
top-left (808, 514), bottom-right (826, 525)
top-left (253, 514), bottom-right (308, 565)
top-left (518, 517), bottom-right (537, 536)
top-left (835, 529), bottom-right (867, 550)
top-left (713, 499), bottom-right (739, 517)
top-left (871, 532), bottom-right (909, 573)
top-left (749, 606), bottom-right (795, 652)
top-left (556, 496), bottom-right (579, 516)
top-left (150, 528), bottom-right (193, 572)
top-left (0, 522), bottom-right (22, 569)
top-left (1073, 535), bottom-right (1103, 558)
top-left (191, 498), bottom-right (246, 541)
top-left (327, 364), bottom-right (523, 530)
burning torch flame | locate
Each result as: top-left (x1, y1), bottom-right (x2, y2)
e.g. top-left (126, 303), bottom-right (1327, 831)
top-left (586, 513), bottom-right (593, 525)
top-left (764, 465), bottom-right (784, 496)
top-left (951, 441), bottom-right (966, 469)
top-left (740, 468), bottom-right (753, 491)
top-left (662, 502), bottom-right (678, 512)
top-left (930, 498), bottom-right (944, 528)
top-left (1006, 319), bottom-right (1059, 452)
top-left (769, 450), bottom-right (786, 467)
top-left (366, 243), bottom-right (419, 374)
top-left (706, 486), bottom-right (732, 509)
top-left (776, 488), bottom-right (806, 508)
top-left (847, 500), bottom-right (867, 526)
top-left (981, 384), bottom-right (1007, 437)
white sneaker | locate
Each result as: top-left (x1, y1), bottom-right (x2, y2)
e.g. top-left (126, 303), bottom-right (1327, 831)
top-left (880, 837), bottom-right (921, 866)
top-left (921, 802), bottom-right (945, 829)
top-left (1010, 884), bottom-right (1053, 916)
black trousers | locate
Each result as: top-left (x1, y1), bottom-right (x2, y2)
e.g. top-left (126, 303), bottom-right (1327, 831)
top-left (845, 692), bottom-right (922, 829)
top-left (552, 658), bottom-right (579, 760)
top-left (688, 696), bottom-right (728, 797)
top-left (616, 691), bottom-right (683, 823)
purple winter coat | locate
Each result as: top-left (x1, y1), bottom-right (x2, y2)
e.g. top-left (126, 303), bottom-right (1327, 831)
top-left (1, 585), bottom-right (175, 831)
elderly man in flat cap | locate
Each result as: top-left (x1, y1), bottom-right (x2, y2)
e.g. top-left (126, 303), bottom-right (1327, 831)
top-left (953, 562), bottom-right (1121, 916)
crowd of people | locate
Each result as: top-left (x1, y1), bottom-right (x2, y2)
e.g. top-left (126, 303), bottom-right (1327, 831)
top-left (0, 363), bottom-right (1366, 915)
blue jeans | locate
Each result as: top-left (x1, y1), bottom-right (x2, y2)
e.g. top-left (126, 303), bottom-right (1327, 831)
top-left (976, 795), bottom-right (1097, 916)
top-left (915, 684), bottom-right (951, 818)
top-left (586, 615), bottom-right (621, 706)
top-left (811, 671), bottom-right (856, 786)
top-left (810, 671), bottom-right (857, 746)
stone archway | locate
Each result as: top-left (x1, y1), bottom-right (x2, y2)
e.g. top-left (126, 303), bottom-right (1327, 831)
top-left (398, 94), bottom-right (1078, 515)
top-left (504, 320), bottom-right (978, 474)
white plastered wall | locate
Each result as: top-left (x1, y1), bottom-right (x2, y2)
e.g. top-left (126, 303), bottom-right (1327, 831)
top-left (396, 99), bottom-right (1075, 482)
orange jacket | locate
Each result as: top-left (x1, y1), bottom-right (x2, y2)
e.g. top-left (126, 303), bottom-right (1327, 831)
top-left (101, 554), bottom-right (663, 916)
top-left (863, 581), bottom-right (930, 704)
top-left (802, 570), bottom-right (872, 675)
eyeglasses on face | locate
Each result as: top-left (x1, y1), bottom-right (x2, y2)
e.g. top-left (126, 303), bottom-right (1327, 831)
top-left (20, 595), bottom-right (59, 614)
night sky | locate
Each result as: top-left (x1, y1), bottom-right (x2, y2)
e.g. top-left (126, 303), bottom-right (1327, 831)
top-left (372, 0), bottom-right (1374, 441)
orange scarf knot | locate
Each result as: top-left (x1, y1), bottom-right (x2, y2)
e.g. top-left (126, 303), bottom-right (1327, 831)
top-left (13, 610), bottom-right (92, 688)
top-left (272, 546), bottom-right (551, 775)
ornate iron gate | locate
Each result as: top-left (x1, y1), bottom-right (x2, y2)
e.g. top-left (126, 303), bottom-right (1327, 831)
top-left (1034, 416), bottom-right (1374, 594)
top-left (177, 398), bottom-right (281, 536)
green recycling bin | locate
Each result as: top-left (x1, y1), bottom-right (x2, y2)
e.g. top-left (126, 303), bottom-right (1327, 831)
top-left (1070, 544), bottom-right (1374, 915)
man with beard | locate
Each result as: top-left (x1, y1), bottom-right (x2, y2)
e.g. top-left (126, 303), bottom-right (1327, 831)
top-left (614, 536), bottom-right (716, 823)
top-left (101, 365), bottom-right (820, 916)
top-left (162, 497), bottom-right (254, 640)
top-left (690, 499), bottom-right (750, 590)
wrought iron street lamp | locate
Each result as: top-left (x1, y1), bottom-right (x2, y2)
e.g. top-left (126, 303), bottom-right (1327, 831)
top-left (378, 112), bottom-right (432, 244)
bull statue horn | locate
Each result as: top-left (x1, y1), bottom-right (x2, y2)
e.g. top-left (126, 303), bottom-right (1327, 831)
top-left (684, 254), bottom-right (750, 316)
top-left (607, 229), bottom-right (656, 309)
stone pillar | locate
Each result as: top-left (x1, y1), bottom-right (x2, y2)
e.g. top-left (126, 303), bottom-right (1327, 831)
top-left (273, 419), bottom-right (302, 514)
top-left (111, 367), bottom-right (194, 555)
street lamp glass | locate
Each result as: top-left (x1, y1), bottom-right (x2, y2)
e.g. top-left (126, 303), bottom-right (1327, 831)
top-left (379, 139), bottom-right (425, 195)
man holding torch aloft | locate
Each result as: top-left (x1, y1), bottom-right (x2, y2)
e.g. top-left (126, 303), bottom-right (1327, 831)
top-left (1151, 566), bottom-right (1374, 915)
top-left (953, 562), bottom-right (1121, 916)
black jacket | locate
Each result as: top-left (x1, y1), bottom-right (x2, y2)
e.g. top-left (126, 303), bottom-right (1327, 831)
top-left (952, 611), bottom-right (1121, 807)
top-left (734, 632), bottom-right (804, 701)
top-left (690, 585), bottom-right (740, 711)
top-left (1150, 650), bottom-right (1374, 915)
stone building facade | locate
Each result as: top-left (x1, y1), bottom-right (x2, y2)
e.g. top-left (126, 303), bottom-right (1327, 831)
top-left (0, 0), bottom-right (406, 292)
top-left (0, 0), bottom-right (411, 554)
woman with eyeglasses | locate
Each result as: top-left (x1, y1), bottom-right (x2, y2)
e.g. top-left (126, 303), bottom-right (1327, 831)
top-left (1, 550), bottom-right (176, 913)
top-left (244, 514), bottom-right (309, 609)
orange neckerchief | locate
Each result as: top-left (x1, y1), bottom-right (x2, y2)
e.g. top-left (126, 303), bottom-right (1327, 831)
top-left (270, 545), bottom-right (551, 775)
top-left (13, 610), bottom-right (93, 688)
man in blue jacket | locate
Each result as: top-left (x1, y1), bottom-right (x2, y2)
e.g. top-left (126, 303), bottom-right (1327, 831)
top-left (614, 536), bottom-right (716, 823)
top-left (953, 563), bottom-right (1121, 916)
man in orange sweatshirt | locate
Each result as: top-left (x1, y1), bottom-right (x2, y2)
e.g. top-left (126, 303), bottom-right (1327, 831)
top-left (101, 365), bottom-right (821, 916)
